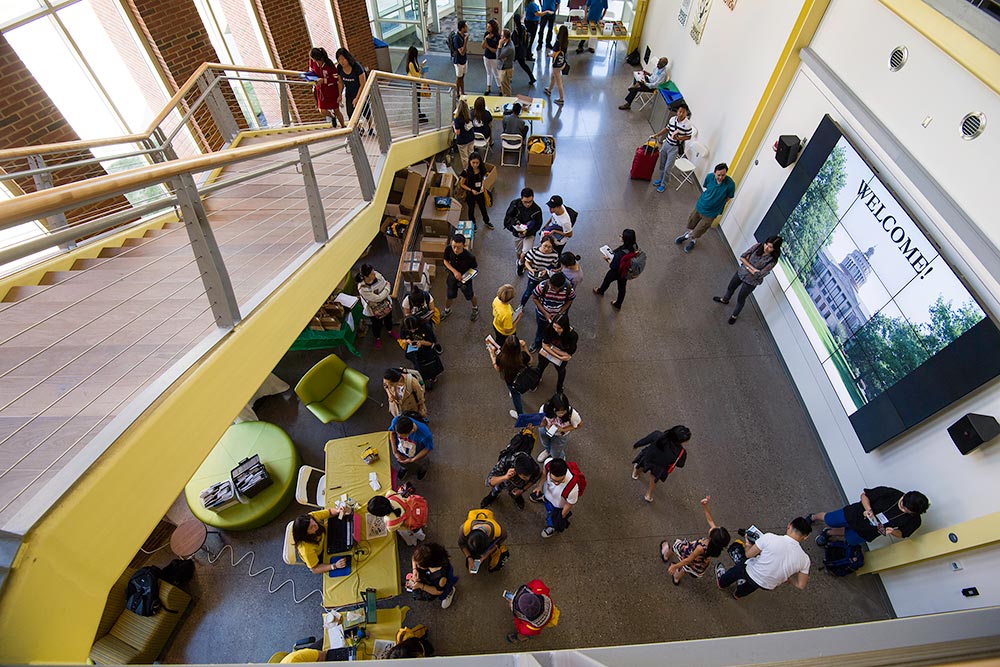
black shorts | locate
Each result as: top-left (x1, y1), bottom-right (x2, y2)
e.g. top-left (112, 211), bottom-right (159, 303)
top-left (446, 274), bottom-right (475, 300)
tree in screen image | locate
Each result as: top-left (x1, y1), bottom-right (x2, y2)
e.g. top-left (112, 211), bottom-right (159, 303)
top-left (782, 146), bottom-right (847, 281)
top-left (924, 296), bottom-right (984, 356)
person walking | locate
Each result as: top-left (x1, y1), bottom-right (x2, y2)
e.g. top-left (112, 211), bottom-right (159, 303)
top-left (651, 103), bottom-right (693, 192)
top-left (498, 29), bottom-right (515, 96)
top-left (540, 195), bottom-right (576, 256)
top-left (389, 414), bottom-right (434, 481)
top-left (399, 315), bottom-right (444, 387)
top-left (535, 312), bottom-right (577, 394)
top-left (406, 542), bottom-right (458, 609)
top-left (460, 151), bottom-right (492, 230)
top-left (631, 424), bottom-right (691, 503)
top-left (453, 100), bottom-right (476, 170)
top-left (492, 284), bottom-right (523, 347)
top-left (660, 496), bottom-right (731, 585)
top-left (308, 47), bottom-right (345, 128)
top-left (451, 20), bottom-right (470, 96)
top-left (442, 233), bottom-right (480, 321)
top-left (524, 0), bottom-right (540, 56)
top-left (504, 187), bottom-right (544, 275)
top-left (488, 334), bottom-right (532, 418)
top-left (543, 26), bottom-right (568, 106)
top-left (530, 271), bottom-right (575, 352)
top-left (535, 393), bottom-right (582, 461)
top-left (482, 19), bottom-right (501, 95)
top-left (593, 228), bottom-right (639, 310)
top-left (519, 235), bottom-right (560, 307)
top-left (713, 236), bottom-right (782, 324)
top-left (512, 14), bottom-right (537, 85)
top-left (529, 456), bottom-right (581, 538)
top-left (357, 263), bottom-right (395, 350)
top-left (537, 0), bottom-right (559, 51)
top-left (675, 162), bottom-right (736, 253)
top-left (716, 518), bottom-right (812, 600)
top-left (335, 48), bottom-right (367, 122)
top-left (383, 367), bottom-right (426, 419)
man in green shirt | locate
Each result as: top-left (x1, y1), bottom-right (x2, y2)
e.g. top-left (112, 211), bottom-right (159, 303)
top-left (675, 162), bottom-right (736, 253)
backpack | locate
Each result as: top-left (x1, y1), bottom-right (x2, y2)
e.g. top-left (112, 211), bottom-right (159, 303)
top-left (389, 490), bottom-right (429, 531)
top-left (159, 558), bottom-right (194, 587)
top-left (511, 366), bottom-right (540, 394)
top-left (566, 206), bottom-right (579, 226)
top-left (448, 31), bottom-right (459, 59)
top-left (125, 566), bottom-right (165, 617)
top-left (624, 249), bottom-right (646, 280)
top-left (398, 367), bottom-right (425, 388)
top-left (822, 540), bottom-right (865, 577)
top-left (626, 49), bottom-right (641, 67)
top-left (498, 427), bottom-right (536, 461)
top-left (545, 460), bottom-right (586, 499)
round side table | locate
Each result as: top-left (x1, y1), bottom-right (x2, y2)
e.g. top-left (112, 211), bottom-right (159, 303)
top-left (171, 519), bottom-right (209, 559)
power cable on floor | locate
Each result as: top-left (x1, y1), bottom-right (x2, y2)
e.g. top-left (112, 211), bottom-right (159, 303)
top-left (206, 544), bottom-right (325, 606)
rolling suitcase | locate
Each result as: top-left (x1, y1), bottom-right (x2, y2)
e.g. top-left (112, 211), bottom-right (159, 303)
top-left (630, 143), bottom-right (659, 180)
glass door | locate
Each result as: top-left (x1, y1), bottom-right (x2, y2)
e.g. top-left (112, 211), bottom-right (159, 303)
top-left (369, 0), bottom-right (428, 59)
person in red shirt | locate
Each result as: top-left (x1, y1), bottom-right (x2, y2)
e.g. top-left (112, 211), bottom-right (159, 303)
top-left (308, 47), bottom-right (345, 128)
top-left (506, 579), bottom-right (559, 643)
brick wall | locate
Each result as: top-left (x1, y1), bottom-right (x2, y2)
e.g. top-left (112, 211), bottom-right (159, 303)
top-left (331, 0), bottom-right (377, 72)
top-left (254, 0), bottom-right (323, 124)
top-left (0, 34), bottom-right (129, 226)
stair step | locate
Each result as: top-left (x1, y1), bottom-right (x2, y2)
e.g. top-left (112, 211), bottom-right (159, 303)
top-left (38, 271), bottom-right (80, 286)
top-left (2, 285), bottom-right (50, 302)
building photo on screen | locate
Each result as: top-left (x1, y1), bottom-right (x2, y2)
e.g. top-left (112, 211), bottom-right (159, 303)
top-left (756, 116), bottom-right (1000, 451)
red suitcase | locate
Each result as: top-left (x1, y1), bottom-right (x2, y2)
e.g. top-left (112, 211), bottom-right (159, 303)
top-left (630, 144), bottom-right (659, 180)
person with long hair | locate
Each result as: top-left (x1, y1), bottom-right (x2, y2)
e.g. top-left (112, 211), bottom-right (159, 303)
top-left (535, 392), bottom-right (581, 462)
top-left (511, 13), bottom-right (537, 85)
top-left (335, 48), bottom-right (367, 121)
top-left (536, 312), bottom-right (577, 395)
top-left (401, 284), bottom-right (437, 328)
top-left (631, 424), bottom-right (691, 503)
top-left (357, 263), bottom-right (394, 350)
top-left (472, 96), bottom-right (494, 148)
top-left (488, 333), bottom-right (532, 417)
top-left (594, 228), bottom-right (639, 309)
top-left (460, 150), bottom-right (491, 230)
top-left (713, 235), bottom-right (783, 324)
top-left (405, 45), bottom-right (430, 123)
top-left (559, 251), bottom-right (583, 288)
top-left (291, 507), bottom-right (349, 574)
top-left (453, 100), bottom-right (475, 169)
top-left (660, 496), bottom-right (731, 585)
top-left (406, 542), bottom-right (458, 609)
top-left (308, 47), bottom-right (345, 127)
top-left (399, 315), bottom-right (443, 387)
top-left (482, 19), bottom-right (501, 95)
top-left (492, 283), bottom-right (522, 348)
top-left (383, 367), bottom-right (426, 419)
top-left (519, 235), bottom-right (559, 307)
top-left (543, 25), bottom-right (568, 106)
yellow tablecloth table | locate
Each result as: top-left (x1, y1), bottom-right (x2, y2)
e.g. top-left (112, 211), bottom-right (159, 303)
top-left (323, 606), bottom-right (409, 659)
top-left (322, 431), bottom-right (400, 608)
top-left (459, 95), bottom-right (545, 121)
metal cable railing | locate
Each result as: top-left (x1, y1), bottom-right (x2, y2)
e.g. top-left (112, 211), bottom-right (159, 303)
top-left (0, 68), bottom-right (455, 529)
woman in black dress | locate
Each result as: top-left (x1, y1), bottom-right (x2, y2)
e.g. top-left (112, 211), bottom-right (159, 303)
top-left (631, 425), bottom-right (691, 503)
top-left (594, 228), bottom-right (638, 309)
top-left (399, 315), bottom-right (443, 388)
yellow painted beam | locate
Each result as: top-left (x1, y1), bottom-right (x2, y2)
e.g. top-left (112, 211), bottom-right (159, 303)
top-left (879, 0), bottom-right (1000, 98)
top-left (857, 511), bottom-right (1000, 575)
top-left (0, 129), bottom-right (449, 664)
top-left (728, 0), bottom-right (831, 184)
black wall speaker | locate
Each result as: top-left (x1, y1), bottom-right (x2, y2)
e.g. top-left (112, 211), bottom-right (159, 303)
top-left (775, 135), bottom-right (801, 168)
top-left (947, 413), bottom-right (1000, 455)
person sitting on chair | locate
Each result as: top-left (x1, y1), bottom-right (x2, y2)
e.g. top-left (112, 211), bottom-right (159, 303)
top-left (502, 103), bottom-right (528, 140)
top-left (620, 57), bottom-right (670, 110)
top-left (292, 507), bottom-right (350, 574)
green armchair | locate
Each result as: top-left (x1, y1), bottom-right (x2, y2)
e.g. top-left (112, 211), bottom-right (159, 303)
top-left (294, 354), bottom-right (369, 423)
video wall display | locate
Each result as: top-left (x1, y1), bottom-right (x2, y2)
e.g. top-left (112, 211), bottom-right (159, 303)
top-left (755, 115), bottom-right (1000, 451)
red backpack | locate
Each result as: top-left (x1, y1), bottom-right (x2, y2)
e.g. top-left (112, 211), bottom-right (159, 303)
top-left (393, 492), bottom-right (428, 530)
top-left (545, 460), bottom-right (586, 499)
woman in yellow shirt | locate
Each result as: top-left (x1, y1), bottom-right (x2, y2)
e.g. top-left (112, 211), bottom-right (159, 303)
top-left (492, 284), bottom-right (522, 347)
top-left (292, 508), bottom-right (349, 574)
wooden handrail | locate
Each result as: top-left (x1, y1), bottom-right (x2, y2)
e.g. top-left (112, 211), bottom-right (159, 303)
top-left (0, 70), bottom-right (455, 232)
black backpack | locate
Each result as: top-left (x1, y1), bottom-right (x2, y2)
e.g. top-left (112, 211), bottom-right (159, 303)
top-left (511, 366), bottom-right (540, 394)
top-left (125, 566), bottom-right (163, 616)
top-left (448, 31), bottom-right (459, 59)
top-left (822, 541), bottom-right (865, 577)
top-left (498, 427), bottom-right (535, 461)
top-left (566, 206), bottom-right (579, 226)
top-left (626, 49), bottom-right (641, 67)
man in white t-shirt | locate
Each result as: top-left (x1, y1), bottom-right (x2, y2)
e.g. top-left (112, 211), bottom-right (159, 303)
top-left (528, 457), bottom-right (579, 539)
top-left (715, 517), bottom-right (812, 599)
top-left (540, 195), bottom-right (576, 255)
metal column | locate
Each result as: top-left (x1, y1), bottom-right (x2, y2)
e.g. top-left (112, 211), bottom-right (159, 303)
top-left (348, 131), bottom-right (376, 202)
top-left (298, 145), bottom-right (329, 243)
top-left (368, 86), bottom-right (393, 153)
top-left (26, 154), bottom-right (75, 250)
top-left (197, 71), bottom-right (240, 142)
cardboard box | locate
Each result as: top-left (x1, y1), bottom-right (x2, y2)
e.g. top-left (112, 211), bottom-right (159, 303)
top-left (420, 236), bottom-right (448, 261)
top-left (438, 172), bottom-right (456, 193)
top-left (455, 220), bottom-right (475, 250)
top-left (421, 198), bottom-right (461, 236)
top-left (483, 162), bottom-right (498, 191)
top-left (401, 250), bottom-right (427, 281)
top-left (426, 263), bottom-right (436, 280)
top-left (384, 203), bottom-right (402, 218)
top-left (526, 135), bottom-right (556, 168)
top-left (401, 171), bottom-right (423, 213)
top-left (428, 186), bottom-right (451, 200)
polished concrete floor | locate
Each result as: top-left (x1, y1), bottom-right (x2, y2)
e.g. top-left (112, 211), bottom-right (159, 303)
top-left (161, 49), bottom-right (891, 663)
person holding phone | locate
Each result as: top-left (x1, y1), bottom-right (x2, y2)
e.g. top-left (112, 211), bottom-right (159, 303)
top-left (406, 542), bottom-right (457, 609)
top-left (534, 393), bottom-right (581, 462)
top-left (458, 508), bottom-right (509, 574)
top-left (506, 579), bottom-right (559, 643)
top-left (594, 228), bottom-right (638, 310)
top-left (806, 487), bottom-right (930, 546)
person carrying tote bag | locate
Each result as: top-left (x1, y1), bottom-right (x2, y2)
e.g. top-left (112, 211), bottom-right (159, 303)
top-left (357, 263), bottom-right (395, 350)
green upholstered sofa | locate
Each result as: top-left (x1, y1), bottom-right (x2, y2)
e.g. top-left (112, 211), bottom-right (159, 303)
top-left (294, 353), bottom-right (369, 423)
top-left (89, 568), bottom-right (191, 664)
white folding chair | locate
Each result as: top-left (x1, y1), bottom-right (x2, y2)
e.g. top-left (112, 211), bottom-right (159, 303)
top-left (473, 131), bottom-right (490, 161)
top-left (673, 139), bottom-right (709, 191)
top-left (500, 133), bottom-right (523, 167)
top-left (294, 465), bottom-right (326, 508)
top-left (567, 9), bottom-right (585, 19)
top-left (634, 91), bottom-right (655, 111)
top-left (283, 521), bottom-right (300, 566)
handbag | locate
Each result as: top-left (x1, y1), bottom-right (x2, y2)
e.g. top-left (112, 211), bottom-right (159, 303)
top-left (562, 61), bottom-right (571, 75)
top-left (369, 297), bottom-right (392, 319)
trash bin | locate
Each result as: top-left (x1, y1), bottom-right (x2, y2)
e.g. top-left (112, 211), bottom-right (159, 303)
top-left (373, 37), bottom-right (391, 72)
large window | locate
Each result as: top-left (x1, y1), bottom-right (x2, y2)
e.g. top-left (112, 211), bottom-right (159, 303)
top-left (300, 0), bottom-right (341, 53)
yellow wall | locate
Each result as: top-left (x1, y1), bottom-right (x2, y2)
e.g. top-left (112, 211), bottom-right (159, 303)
top-left (0, 129), bottom-right (449, 664)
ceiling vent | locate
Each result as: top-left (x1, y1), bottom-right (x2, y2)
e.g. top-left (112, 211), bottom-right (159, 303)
top-left (889, 46), bottom-right (908, 71)
top-left (961, 113), bottom-right (985, 140)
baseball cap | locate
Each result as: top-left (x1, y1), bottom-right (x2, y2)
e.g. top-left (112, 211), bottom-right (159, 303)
top-left (545, 195), bottom-right (563, 208)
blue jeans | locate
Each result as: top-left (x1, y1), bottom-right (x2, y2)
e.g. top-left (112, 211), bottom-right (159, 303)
top-left (507, 383), bottom-right (524, 414)
top-left (533, 309), bottom-right (552, 348)
top-left (823, 508), bottom-right (867, 545)
top-left (538, 429), bottom-right (567, 459)
top-left (520, 277), bottom-right (541, 307)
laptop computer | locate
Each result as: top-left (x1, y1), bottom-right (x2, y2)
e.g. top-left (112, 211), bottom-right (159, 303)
top-left (326, 514), bottom-right (362, 555)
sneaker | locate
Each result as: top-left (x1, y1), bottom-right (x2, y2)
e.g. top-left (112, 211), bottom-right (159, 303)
top-left (684, 240), bottom-right (696, 253)
top-left (528, 490), bottom-right (544, 503)
top-left (441, 307), bottom-right (452, 320)
top-left (536, 449), bottom-right (548, 462)
top-left (816, 530), bottom-right (829, 547)
top-left (715, 563), bottom-right (727, 587)
top-left (656, 184), bottom-right (665, 193)
top-left (513, 494), bottom-right (525, 510)
top-left (484, 221), bottom-right (494, 229)
top-left (803, 513), bottom-right (816, 525)
top-left (618, 104), bottom-right (631, 110)
top-left (374, 338), bottom-right (382, 350)
top-left (652, 179), bottom-right (662, 186)
top-left (416, 468), bottom-right (427, 481)
top-left (728, 315), bottom-right (738, 325)
top-left (713, 296), bottom-right (729, 304)
top-left (509, 409), bottom-right (519, 419)
top-left (516, 262), bottom-right (525, 276)
top-left (674, 234), bottom-right (688, 245)
top-left (490, 550), bottom-right (510, 572)
top-left (471, 307), bottom-right (480, 321)
top-left (480, 493), bottom-right (497, 508)
top-left (388, 330), bottom-right (400, 340)
top-left (441, 586), bottom-right (456, 609)
top-left (541, 526), bottom-right (556, 538)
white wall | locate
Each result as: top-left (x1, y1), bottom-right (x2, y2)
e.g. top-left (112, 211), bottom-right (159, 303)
top-left (639, 0), bottom-right (806, 180)
top-left (719, 0), bottom-right (1000, 617)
